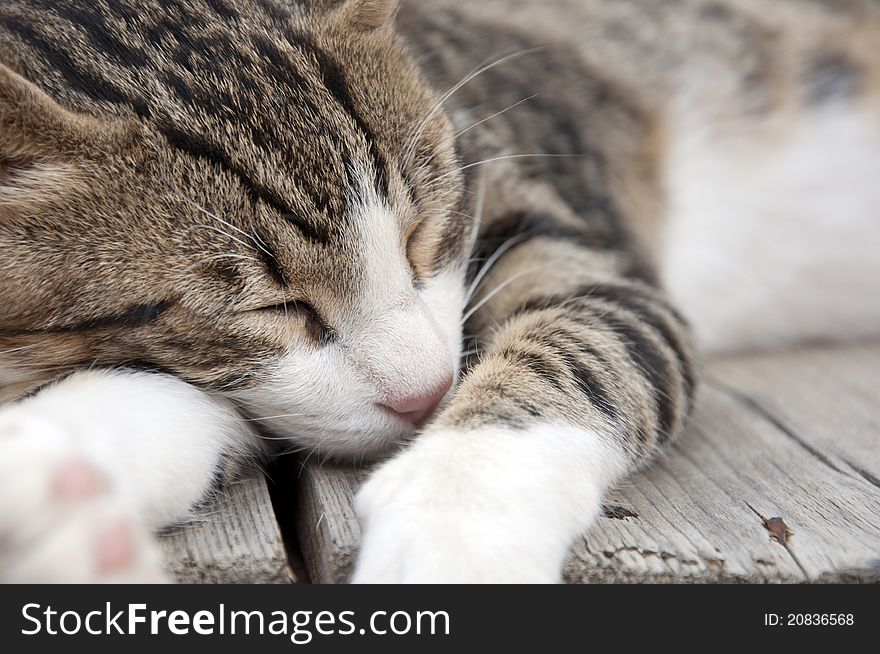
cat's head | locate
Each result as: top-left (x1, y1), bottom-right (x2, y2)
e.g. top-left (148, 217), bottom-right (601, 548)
top-left (0, 0), bottom-right (471, 458)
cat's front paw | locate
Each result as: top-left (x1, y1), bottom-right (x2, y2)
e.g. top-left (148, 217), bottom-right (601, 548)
top-left (0, 409), bottom-right (168, 583)
top-left (351, 428), bottom-right (583, 583)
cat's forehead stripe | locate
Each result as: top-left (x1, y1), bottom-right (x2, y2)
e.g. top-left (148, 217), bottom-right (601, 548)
top-left (0, 1), bottom-right (396, 245)
top-left (295, 34), bottom-right (391, 200)
top-left (159, 122), bottom-right (332, 245)
top-left (0, 301), bottom-right (174, 336)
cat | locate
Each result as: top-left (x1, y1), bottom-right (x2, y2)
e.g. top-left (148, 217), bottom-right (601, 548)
top-left (1, 0), bottom-right (878, 582)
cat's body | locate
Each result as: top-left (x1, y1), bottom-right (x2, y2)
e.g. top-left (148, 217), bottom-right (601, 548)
top-left (402, 0), bottom-right (880, 352)
top-left (0, 0), bottom-right (877, 582)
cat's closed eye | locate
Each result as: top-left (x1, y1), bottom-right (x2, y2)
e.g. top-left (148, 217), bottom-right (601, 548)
top-left (251, 301), bottom-right (333, 346)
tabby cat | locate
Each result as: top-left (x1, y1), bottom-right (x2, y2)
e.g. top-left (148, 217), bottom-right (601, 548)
top-left (1, 0), bottom-right (878, 582)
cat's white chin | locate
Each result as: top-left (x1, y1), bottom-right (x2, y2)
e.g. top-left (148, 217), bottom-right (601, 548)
top-left (286, 420), bottom-right (418, 463)
top-left (351, 423), bottom-right (625, 583)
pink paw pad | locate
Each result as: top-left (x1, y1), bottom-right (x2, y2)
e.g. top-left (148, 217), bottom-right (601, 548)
top-left (51, 458), bottom-right (102, 500)
top-left (95, 518), bottom-right (136, 574)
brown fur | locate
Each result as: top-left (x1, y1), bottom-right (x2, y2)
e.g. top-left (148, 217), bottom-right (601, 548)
top-left (3, 0), bottom-right (879, 469)
top-left (0, 0), bottom-right (462, 393)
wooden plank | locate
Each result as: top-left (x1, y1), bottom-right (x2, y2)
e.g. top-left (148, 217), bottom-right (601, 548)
top-left (564, 382), bottom-right (880, 582)
top-left (297, 464), bottom-right (364, 585)
top-left (160, 474), bottom-right (297, 583)
top-left (295, 343), bottom-right (880, 583)
top-left (709, 343), bottom-right (880, 486)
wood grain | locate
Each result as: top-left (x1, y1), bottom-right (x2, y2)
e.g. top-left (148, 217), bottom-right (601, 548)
top-left (160, 474), bottom-right (296, 583)
top-left (295, 343), bottom-right (880, 583)
top-left (297, 463), bottom-right (364, 585)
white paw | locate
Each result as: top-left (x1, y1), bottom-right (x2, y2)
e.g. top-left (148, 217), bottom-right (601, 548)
top-left (351, 426), bottom-right (608, 583)
top-left (0, 408), bottom-right (168, 583)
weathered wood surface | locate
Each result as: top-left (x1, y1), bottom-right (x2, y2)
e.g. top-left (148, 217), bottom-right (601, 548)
top-left (296, 342), bottom-right (880, 583)
top-left (297, 464), bottom-right (365, 585)
top-left (160, 474), bottom-right (296, 583)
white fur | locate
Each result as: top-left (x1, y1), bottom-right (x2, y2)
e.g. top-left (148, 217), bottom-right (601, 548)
top-left (352, 423), bottom-right (627, 583)
top-left (0, 369), bottom-right (251, 582)
top-left (345, 193), bottom-right (460, 402)
top-left (662, 107), bottom-right (880, 352)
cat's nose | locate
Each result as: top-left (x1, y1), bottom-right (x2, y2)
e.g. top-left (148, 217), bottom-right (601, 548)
top-left (380, 375), bottom-right (453, 426)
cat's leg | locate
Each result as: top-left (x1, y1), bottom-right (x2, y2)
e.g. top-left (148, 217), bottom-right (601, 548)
top-left (353, 230), bottom-right (696, 582)
top-left (0, 368), bottom-right (253, 583)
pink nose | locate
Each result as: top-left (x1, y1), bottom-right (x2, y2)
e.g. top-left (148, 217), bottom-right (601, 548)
top-left (380, 375), bottom-right (453, 426)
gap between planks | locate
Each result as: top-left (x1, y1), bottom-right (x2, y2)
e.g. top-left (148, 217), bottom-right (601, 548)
top-left (160, 474), bottom-right (297, 583)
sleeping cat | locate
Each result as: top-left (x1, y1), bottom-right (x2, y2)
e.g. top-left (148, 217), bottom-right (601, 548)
top-left (1, 0), bottom-right (878, 582)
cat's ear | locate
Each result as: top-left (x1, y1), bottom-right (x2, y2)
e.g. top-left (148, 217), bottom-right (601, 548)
top-left (0, 64), bottom-right (105, 212)
top-left (311, 0), bottom-right (399, 31)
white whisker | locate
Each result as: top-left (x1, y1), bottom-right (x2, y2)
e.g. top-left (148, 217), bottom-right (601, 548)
top-left (428, 153), bottom-right (582, 188)
top-left (243, 412), bottom-right (308, 422)
top-left (464, 172), bottom-right (487, 263)
top-left (177, 193), bottom-right (280, 263)
top-left (454, 93), bottom-right (538, 139)
top-left (462, 268), bottom-right (539, 324)
top-left (464, 232), bottom-right (531, 306)
top-left (402, 46), bottom-right (548, 165)
top-left (255, 433), bottom-right (295, 442)
top-left (193, 223), bottom-right (261, 255)
top-left (0, 344), bottom-right (39, 357)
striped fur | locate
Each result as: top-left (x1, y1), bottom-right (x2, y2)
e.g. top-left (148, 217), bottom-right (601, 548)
top-left (1, 0), bottom-right (878, 581)
top-left (0, 0), bottom-right (463, 396)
